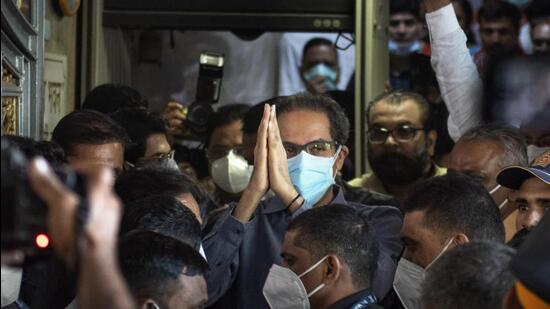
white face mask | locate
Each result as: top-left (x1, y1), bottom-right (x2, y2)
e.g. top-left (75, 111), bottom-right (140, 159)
top-left (488, 184), bottom-right (509, 210)
top-left (263, 256), bottom-right (328, 309)
top-left (393, 239), bottom-right (453, 309)
top-left (1, 266), bottom-right (22, 307)
top-left (210, 150), bottom-right (252, 194)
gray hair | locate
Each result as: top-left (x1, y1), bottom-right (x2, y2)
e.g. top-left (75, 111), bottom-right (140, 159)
top-left (459, 124), bottom-right (528, 167)
top-left (421, 241), bottom-right (516, 309)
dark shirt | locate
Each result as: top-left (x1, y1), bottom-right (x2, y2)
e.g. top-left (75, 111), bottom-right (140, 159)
top-left (337, 177), bottom-right (400, 209)
top-left (204, 186), bottom-right (403, 309)
top-left (19, 255), bottom-right (75, 309)
top-left (380, 288), bottom-right (405, 309)
top-left (327, 289), bottom-right (383, 309)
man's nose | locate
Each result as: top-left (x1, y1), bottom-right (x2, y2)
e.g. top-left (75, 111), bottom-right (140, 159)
top-left (384, 133), bottom-right (399, 146)
top-left (397, 23), bottom-right (408, 34)
top-left (489, 32), bottom-right (502, 45)
top-left (522, 210), bottom-right (542, 230)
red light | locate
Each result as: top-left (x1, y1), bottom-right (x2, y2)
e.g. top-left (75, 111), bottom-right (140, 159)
top-left (35, 234), bottom-right (49, 249)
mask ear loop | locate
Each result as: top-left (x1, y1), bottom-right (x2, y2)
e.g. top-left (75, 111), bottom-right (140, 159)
top-left (426, 238), bottom-right (454, 270)
top-left (298, 255), bottom-right (329, 297)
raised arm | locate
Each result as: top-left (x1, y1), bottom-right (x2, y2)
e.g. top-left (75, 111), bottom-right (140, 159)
top-left (425, 0), bottom-right (483, 141)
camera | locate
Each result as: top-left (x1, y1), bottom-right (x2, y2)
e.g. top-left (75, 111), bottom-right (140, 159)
top-left (186, 51), bottom-right (225, 139)
top-left (1, 139), bottom-right (86, 257)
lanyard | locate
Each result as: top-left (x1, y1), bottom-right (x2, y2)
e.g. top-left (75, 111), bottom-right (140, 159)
top-left (350, 291), bottom-right (377, 309)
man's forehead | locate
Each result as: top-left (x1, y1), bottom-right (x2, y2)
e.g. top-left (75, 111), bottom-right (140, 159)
top-left (390, 13), bottom-right (417, 21)
top-left (402, 210), bottom-right (426, 233)
top-left (369, 100), bottom-right (423, 124)
top-left (480, 19), bottom-right (515, 29)
top-left (278, 110), bottom-right (332, 144)
top-left (450, 139), bottom-right (502, 168)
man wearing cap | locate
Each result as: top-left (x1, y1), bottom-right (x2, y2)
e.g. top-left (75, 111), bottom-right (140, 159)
top-left (497, 150), bottom-right (550, 231)
top-left (502, 211), bottom-right (550, 309)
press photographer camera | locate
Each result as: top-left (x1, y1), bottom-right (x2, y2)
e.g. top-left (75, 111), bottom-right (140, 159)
top-left (1, 139), bottom-right (87, 260)
top-left (186, 51), bottom-right (225, 140)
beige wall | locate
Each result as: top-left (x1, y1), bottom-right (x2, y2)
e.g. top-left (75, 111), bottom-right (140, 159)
top-left (44, 2), bottom-right (77, 113)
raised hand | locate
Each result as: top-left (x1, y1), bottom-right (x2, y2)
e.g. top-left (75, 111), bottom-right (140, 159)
top-left (163, 101), bottom-right (187, 137)
top-left (27, 158), bottom-right (122, 266)
top-left (267, 106), bottom-right (300, 207)
top-left (233, 104), bottom-right (271, 222)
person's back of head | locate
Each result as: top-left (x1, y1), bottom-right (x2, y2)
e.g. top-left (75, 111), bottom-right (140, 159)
top-left (115, 167), bottom-right (201, 204)
top-left (110, 108), bottom-right (169, 164)
top-left (82, 84), bottom-right (147, 114)
top-left (282, 204), bottom-right (378, 307)
top-left (2, 135), bottom-right (65, 169)
top-left (118, 230), bottom-right (208, 309)
top-left (421, 241), bottom-right (516, 309)
top-left (115, 167), bottom-right (205, 223)
top-left (120, 195), bottom-right (201, 250)
top-left (404, 172), bottom-right (505, 242)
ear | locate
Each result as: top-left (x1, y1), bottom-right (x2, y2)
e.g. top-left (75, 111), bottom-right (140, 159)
top-left (426, 129), bottom-right (438, 157)
top-left (141, 299), bottom-right (160, 309)
top-left (323, 255), bottom-right (342, 285)
top-left (333, 145), bottom-right (349, 175)
top-left (453, 233), bottom-right (470, 246)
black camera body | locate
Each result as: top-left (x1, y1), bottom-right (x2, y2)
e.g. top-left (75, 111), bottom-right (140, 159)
top-left (186, 51), bottom-right (224, 139)
top-left (1, 140), bottom-right (85, 255)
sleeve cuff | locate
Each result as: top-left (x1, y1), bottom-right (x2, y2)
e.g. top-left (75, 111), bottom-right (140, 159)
top-left (426, 3), bottom-right (462, 40)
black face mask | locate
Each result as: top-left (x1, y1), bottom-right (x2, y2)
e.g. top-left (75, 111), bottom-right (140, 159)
top-left (368, 148), bottom-right (432, 186)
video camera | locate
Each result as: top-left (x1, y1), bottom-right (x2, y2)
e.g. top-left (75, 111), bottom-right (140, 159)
top-left (1, 139), bottom-right (86, 259)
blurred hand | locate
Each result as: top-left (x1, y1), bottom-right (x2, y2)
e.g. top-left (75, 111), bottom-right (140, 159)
top-left (163, 101), bottom-right (187, 137)
top-left (267, 106), bottom-right (299, 207)
top-left (305, 75), bottom-right (327, 95)
top-left (27, 158), bottom-right (122, 265)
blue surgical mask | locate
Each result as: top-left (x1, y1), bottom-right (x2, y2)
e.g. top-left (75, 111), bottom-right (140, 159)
top-left (303, 63), bottom-right (338, 91)
top-left (287, 148), bottom-right (340, 216)
top-left (505, 0), bottom-right (531, 9)
top-left (388, 39), bottom-right (421, 56)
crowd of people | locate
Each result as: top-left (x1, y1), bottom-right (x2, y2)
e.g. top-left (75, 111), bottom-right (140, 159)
top-left (1, 0), bottom-right (549, 309)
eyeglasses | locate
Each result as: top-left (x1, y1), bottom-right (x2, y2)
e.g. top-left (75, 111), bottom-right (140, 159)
top-left (283, 140), bottom-right (339, 158)
top-left (137, 150), bottom-right (175, 163)
top-left (124, 150), bottom-right (176, 171)
top-left (367, 125), bottom-right (424, 144)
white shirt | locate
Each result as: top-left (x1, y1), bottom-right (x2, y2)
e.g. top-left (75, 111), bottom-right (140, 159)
top-left (134, 31), bottom-right (282, 110)
top-left (277, 32), bottom-right (356, 96)
top-left (426, 4), bottom-right (483, 141)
